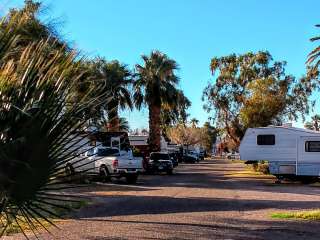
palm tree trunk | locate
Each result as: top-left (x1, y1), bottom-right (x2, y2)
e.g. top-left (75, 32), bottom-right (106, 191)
top-left (107, 100), bottom-right (119, 132)
top-left (149, 103), bottom-right (161, 152)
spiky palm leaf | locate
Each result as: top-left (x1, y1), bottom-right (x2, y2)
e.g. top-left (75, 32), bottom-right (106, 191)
top-left (0, 24), bottom-right (107, 239)
top-left (307, 25), bottom-right (320, 69)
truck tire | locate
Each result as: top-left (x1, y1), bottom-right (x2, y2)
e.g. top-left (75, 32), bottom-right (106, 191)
top-left (65, 164), bottom-right (75, 176)
top-left (99, 165), bottom-right (111, 182)
top-left (126, 174), bottom-right (138, 184)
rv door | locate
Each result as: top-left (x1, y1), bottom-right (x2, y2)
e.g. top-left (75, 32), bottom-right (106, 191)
top-left (297, 136), bottom-right (320, 176)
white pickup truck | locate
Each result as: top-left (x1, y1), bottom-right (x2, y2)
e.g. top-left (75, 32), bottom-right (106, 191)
top-left (66, 146), bottom-right (143, 184)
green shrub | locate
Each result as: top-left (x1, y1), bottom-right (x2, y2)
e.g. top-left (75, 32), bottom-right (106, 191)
top-left (272, 210), bottom-right (320, 220)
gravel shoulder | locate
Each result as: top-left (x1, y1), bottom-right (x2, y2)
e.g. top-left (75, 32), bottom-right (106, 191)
top-left (5, 159), bottom-right (320, 240)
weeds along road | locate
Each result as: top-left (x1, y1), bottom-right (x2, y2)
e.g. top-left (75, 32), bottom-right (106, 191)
top-left (7, 159), bottom-right (320, 240)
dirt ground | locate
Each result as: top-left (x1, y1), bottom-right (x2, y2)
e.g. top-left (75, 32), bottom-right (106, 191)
top-left (5, 159), bottom-right (320, 240)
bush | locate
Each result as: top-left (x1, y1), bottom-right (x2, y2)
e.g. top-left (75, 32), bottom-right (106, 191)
top-left (250, 161), bottom-right (269, 174)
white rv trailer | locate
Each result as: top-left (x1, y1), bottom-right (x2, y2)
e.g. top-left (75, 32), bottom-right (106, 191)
top-left (239, 126), bottom-right (320, 177)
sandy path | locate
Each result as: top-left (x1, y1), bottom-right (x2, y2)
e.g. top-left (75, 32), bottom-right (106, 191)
top-left (5, 159), bottom-right (320, 240)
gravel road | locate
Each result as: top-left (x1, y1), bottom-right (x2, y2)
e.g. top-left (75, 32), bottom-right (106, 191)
top-left (6, 159), bottom-right (320, 240)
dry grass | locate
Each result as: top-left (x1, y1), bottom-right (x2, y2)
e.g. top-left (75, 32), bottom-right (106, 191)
top-left (227, 170), bottom-right (264, 178)
top-left (1, 200), bottom-right (88, 236)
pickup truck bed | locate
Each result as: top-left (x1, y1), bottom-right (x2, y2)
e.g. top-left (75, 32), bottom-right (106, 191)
top-left (67, 147), bottom-right (143, 184)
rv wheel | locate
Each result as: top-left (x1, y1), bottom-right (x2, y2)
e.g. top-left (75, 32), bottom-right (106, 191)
top-left (126, 174), bottom-right (138, 184)
top-left (300, 177), bottom-right (318, 184)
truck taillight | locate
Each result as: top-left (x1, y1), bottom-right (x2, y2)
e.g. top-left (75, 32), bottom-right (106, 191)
top-left (112, 159), bottom-right (119, 168)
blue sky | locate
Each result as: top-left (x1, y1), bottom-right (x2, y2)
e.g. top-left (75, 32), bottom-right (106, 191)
top-left (1, 0), bottom-right (320, 129)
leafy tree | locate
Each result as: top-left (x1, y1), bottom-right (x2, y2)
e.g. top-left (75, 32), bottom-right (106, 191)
top-left (200, 122), bottom-right (218, 152)
top-left (134, 50), bottom-right (179, 151)
top-left (203, 51), bottom-right (310, 146)
top-left (167, 124), bottom-right (201, 151)
top-left (305, 114), bottom-right (320, 131)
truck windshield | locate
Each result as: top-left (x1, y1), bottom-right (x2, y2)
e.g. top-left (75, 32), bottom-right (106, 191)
top-left (97, 148), bottom-right (119, 156)
top-left (150, 153), bottom-right (170, 160)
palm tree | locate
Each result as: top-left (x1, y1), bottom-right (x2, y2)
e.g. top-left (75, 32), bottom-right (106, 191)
top-left (190, 118), bottom-right (199, 128)
top-left (94, 59), bottom-right (133, 131)
top-left (1, 0), bottom-right (66, 62)
top-left (176, 90), bottom-right (191, 124)
top-left (307, 24), bottom-right (320, 69)
top-left (98, 116), bottom-right (130, 132)
top-left (305, 114), bottom-right (320, 131)
top-left (119, 117), bottom-right (130, 132)
top-left (134, 50), bottom-right (179, 151)
top-left (160, 90), bottom-right (191, 128)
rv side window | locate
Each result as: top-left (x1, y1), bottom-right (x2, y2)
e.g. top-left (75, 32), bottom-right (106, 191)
top-left (305, 141), bottom-right (320, 152)
top-left (257, 135), bottom-right (275, 145)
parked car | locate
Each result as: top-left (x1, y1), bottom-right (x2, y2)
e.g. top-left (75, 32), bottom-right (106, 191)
top-left (183, 154), bottom-right (198, 163)
top-left (147, 152), bottom-right (174, 174)
top-left (66, 147), bottom-right (143, 184)
top-left (226, 152), bottom-right (240, 160)
top-left (169, 152), bottom-right (179, 167)
top-left (187, 151), bottom-right (200, 162)
top-left (199, 150), bottom-right (205, 160)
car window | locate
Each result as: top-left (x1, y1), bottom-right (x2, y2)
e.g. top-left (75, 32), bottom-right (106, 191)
top-left (97, 148), bottom-right (119, 156)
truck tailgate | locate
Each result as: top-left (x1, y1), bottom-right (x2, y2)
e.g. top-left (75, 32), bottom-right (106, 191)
top-left (118, 157), bottom-right (143, 169)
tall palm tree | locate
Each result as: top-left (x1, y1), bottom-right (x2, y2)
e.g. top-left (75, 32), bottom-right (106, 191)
top-left (190, 118), bottom-right (199, 128)
top-left (134, 51), bottom-right (179, 151)
top-left (1, 0), bottom-right (66, 62)
top-left (94, 59), bottom-right (133, 131)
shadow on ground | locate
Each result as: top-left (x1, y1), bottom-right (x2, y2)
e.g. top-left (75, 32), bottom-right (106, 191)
top-left (73, 194), bottom-right (320, 219)
top-left (81, 215), bottom-right (320, 240)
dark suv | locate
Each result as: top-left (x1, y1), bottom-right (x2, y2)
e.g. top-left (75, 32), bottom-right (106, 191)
top-left (147, 152), bottom-right (174, 174)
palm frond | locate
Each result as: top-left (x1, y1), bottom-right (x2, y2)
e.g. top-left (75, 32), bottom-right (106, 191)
top-left (0, 28), bottom-right (106, 238)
